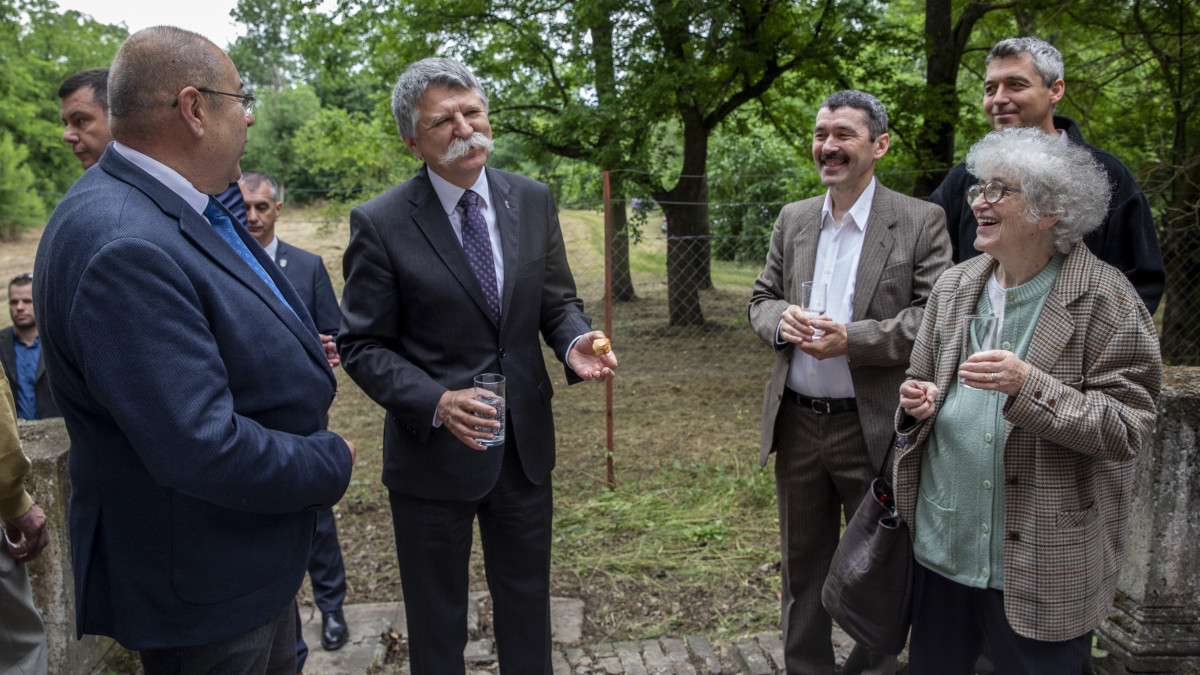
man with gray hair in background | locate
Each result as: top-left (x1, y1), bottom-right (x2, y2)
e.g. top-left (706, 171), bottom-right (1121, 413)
top-left (930, 36), bottom-right (1164, 314)
top-left (35, 26), bottom-right (354, 674)
top-left (749, 90), bottom-right (951, 674)
top-left (338, 57), bottom-right (617, 674)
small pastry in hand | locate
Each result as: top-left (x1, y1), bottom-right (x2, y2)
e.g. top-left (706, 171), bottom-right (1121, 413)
top-left (592, 337), bottom-right (612, 356)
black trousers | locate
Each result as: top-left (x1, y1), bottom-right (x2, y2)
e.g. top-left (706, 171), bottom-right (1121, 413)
top-left (139, 600), bottom-right (295, 675)
top-left (389, 445), bottom-right (553, 675)
top-left (908, 562), bottom-right (1092, 674)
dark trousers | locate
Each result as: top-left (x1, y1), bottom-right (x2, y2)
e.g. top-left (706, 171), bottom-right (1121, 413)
top-left (908, 562), bottom-right (1093, 674)
top-left (295, 508), bottom-right (348, 669)
top-left (140, 600), bottom-right (295, 675)
top-left (389, 445), bottom-right (553, 675)
top-left (774, 399), bottom-right (894, 675)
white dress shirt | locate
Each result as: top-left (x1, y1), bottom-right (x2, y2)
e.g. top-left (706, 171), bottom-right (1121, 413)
top-left (785, 178), bottom-right (877, 399)
top-left (110, 142), bottom-right (210, 216)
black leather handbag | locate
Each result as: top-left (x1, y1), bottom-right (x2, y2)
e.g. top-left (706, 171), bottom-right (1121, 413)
top-left (821, 437), bottom-right (914, 655)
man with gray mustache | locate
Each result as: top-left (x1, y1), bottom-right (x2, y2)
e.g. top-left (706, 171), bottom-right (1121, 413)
top-left (338, 57), bottom-right (616, 674)
top-left (749, 90), bottom-right (951, 674)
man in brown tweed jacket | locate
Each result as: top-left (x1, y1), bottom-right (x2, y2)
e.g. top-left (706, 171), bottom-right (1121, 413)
top-left (749, 90), bottom-right (951, 674)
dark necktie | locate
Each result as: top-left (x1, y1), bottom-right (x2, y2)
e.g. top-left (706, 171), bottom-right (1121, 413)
top-left (203, 197), bottom-right (297, 320)
top-left (457, 189), bottom-right (501, 322)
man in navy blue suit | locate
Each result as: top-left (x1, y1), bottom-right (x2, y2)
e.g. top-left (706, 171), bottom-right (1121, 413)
top-left (34, 26), bottom-right (355, 674)
top-left (239, 171), bottom-right (351, 664)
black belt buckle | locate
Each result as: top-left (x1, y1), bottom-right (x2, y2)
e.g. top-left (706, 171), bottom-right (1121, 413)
top-left (809, 398), bottom-right (833, 414)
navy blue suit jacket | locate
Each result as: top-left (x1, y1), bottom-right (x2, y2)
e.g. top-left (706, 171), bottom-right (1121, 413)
top-left (275, 240), bottom-right (340, 336)
top-left (339, 166), bottom-right (591, 501)
top-left (33, 147), bottom-right (353, 649)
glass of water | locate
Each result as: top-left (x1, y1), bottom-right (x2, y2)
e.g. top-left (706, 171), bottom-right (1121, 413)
top-left (472, 373), bottom-right (506, 447)
top-left (801, 281), bottom-right (828, 339)
top-left (960, 314), bottom-right (1000, 390)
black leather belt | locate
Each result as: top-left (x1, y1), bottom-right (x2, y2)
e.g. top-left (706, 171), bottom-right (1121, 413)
top-left (785, 388), bottom-right (857, 414)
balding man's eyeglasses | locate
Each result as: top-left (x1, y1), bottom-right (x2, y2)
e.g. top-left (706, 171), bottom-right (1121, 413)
top-left (967, 180), bottom-right (1021, 205)
top-left (195, 88), bottom-right (256, 115)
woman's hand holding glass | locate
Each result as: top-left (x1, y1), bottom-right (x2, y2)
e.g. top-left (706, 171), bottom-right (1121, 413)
top-left (958, 349), bottom-right (1031, 397)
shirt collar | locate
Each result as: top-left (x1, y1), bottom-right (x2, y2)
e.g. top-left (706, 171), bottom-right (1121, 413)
top-left (262, 236), bottom-right (279, 261)
top-left (428, 167), bottom-right (491, 216)
top-left (820, 176), bottom-right (877, 232)
top-left (110, 142), bottom-right (211, 217)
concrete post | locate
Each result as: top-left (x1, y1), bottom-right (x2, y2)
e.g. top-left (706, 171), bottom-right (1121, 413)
top-left (1095, 367), bottom-right (1200, 674)
top-left (19, 417), bottom-right (110, 675)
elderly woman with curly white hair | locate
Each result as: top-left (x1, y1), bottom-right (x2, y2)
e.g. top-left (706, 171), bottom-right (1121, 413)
top-left (893, 127), bottom-right (1162, 673)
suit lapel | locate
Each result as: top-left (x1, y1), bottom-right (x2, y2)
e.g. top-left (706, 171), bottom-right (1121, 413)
top-left (489, 169), bottom-right (520, 330)
top-left (1023, 248), bottom-right (1085, 375)
top-left (274, 240), bottom-right (289, 268)
top-left (852, 184), bottom-right (897, 321)
top-left (790, 199), bottom-right (823, 300)
top-left (407, 168), bottom-right (499, 325)
top-left (99, 151), bottom-right (329, 376)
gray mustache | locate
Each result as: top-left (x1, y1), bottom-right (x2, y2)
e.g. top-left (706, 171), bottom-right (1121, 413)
top-left (443, 133), bottom-right (495, 164)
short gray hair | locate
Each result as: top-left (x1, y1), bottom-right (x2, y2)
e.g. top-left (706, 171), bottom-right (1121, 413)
top-left (391, 58), bottom-right (489, 140)
top-left (108, 26), bottom-right (226, 138)
top-left (819, 90), bottom-right (888, 141)
top-left (987, 37), bottom-right (1064, 86)
top-left (239, 171), bottom-right (280, 201)
top-left (966, 127), bottom-right (1110, 253)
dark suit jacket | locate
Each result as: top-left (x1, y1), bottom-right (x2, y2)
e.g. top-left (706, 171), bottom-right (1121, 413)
top-left (0, 327), bottom-right (60, 419)
top-left (33, 147), bottom-right (353, 649)
top-left (339, 165), bottom-right (591, 501)
top-left (275, 240), bottom-right (340, 335)
top-left (749, 182), bottom-right (952, 471)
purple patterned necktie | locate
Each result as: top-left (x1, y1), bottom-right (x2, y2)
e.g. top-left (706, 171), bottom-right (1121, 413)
top-left (457, 189), bottom-right (501, 322)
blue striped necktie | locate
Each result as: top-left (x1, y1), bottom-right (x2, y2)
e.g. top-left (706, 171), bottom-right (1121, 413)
top-left (457, 189), bottom-right (501, 322)
top-left (203, 197), bottom-right (297, 320)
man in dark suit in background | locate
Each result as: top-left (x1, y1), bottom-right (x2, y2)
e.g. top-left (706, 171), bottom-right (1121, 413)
top-left (338, 57), bottom-right (617, 674)
top-left (749, 90), bottom-right (952, 674)
top-left (239, 170), bottom-right (351, 663)
top-left (0, 274), bottom-right (59, 420)
top-left (34, 26), bottom-right (354, 674)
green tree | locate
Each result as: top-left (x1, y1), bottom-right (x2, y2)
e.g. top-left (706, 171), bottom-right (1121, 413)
top-left (0, 0), bottom-right (124, 212)
top-left (290, 0), bottom-right (885, 326)
top-left (241, 84), bottom-right (323, 201)
top-left (0, 130), bottom-right (47, 239)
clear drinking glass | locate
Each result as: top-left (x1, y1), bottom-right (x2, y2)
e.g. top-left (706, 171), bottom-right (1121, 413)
top-left (802, 281), bottom-right (829, 339)
top-left (472, 373), bottom-right (506, 447)
top-left (960, 314), bottom-right (1000, 390)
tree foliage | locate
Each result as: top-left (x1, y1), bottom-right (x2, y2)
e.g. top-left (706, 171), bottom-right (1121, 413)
top-left (0, 0), bottom-right (124, 227)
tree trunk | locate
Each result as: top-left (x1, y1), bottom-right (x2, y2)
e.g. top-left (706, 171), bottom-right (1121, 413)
top-left (1158, 106), bottom-right (1200, 364)
top-left (591, 10), bottom-right (635, 302)
top-left (914, 0), bottom-right (961, 198)
top-left (660, 116), bottom-right (710, 326)
top-left (608, 179), bottom-right (636, 302)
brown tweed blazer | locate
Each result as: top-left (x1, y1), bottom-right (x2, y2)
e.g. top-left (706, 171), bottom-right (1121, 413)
top-left (893, 244), bottom-right (1162, 642)
top-left (749, 182), bottom-right (951, 470)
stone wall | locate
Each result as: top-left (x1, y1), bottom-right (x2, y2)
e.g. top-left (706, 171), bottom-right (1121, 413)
top-left (1095, 367), bottom-right (1200, 675)
top-left (18, 417), bottom-right (110, 675)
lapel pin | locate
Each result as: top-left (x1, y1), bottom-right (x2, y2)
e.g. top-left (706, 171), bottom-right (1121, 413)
top-left (504, 200), bottom-right (511, 209)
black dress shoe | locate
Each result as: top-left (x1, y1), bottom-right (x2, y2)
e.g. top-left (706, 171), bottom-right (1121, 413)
top-left (321, 609), bottom-right (349, 651)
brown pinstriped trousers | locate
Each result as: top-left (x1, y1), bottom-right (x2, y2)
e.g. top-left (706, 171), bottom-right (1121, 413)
top-left (773, 396), bottom-right (896, 675)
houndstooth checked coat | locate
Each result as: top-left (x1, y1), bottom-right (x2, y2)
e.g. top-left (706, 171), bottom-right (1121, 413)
top-left (893, 243), bottom-right (1161, 642)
